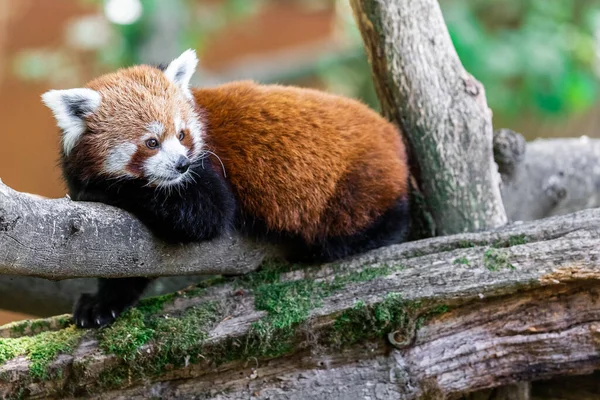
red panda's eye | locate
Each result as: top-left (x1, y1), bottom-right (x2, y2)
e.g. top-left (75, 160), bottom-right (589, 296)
top-left (146, 139), bottom-right (159, 149)
top-left (178, 130), bottom-right (185, 141)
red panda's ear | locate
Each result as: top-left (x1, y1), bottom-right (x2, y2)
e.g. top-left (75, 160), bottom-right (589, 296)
top-left (41, 88), bottom-right (101, 156)
top-left (164, 49), bottom-right (198, 100)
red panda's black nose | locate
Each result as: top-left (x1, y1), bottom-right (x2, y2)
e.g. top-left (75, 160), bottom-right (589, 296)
top-left (175, 156), bottom-right (191, 173)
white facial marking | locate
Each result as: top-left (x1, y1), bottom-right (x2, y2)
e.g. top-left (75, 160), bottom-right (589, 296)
top-left (103, 142), bottom-right (137, 176)
top-left (41, 88), bottom-right (101, 156)
top-left (175, 114), bottom-right (203, 158)
top-left (147, 121), bottom-right (165, 137)
top-left (143, 137), bottom-right (189, 184)
top-left (163, 49), bottom-right (198, 100)
top-left (186, 116), bottom-right (204, 157)
top-left (174, 115), bottom-right (183, 133)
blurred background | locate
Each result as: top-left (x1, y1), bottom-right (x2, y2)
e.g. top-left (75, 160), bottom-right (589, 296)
top-left (1, 0), bottom-right (600, 324)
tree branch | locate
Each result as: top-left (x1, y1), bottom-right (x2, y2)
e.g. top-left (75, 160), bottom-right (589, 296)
top-left (1, 208), bottom-right (599, 398)
top-left (2, 172), bottom-right (600, 283)
top-left (350, 0), bottom-right (507, 235)
top-left (0, 180), bottom-right (268, 280)
top-left (496, 130), bottom-right (600, 222)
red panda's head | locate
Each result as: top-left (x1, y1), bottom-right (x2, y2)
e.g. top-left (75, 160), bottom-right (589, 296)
top-left (42, 49), bottom-right (204, 188)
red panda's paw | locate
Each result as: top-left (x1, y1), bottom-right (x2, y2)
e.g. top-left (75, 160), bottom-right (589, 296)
top-left (73, 293), bottom-right (127, 329)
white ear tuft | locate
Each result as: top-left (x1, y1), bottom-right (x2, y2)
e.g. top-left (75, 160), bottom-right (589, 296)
top-left (164, 49), bottom-right (198, 100)
top-left (41, 88), bottom-right (101, 156)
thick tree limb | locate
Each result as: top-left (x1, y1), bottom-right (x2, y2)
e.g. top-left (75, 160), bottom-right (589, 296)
top-left (1, 208), bottom-right (599, 399)
top-left (496, 130), bottom-right (600, 222)
top-left (350, 0), bottom-right (507, 235)
top-left (0, 180), bottom-right (268, 280)
top-left (2, 174), bottom-right (600, 283)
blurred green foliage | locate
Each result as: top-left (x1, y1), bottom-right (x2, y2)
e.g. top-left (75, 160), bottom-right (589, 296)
top-left (13, 0), bottom-right (600, 122)
top-left (88, 0), bottom-right (267, 66)
top-left (442, 0), bottom-right (600, 119)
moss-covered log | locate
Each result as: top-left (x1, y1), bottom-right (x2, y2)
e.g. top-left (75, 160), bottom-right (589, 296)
top-left (1, 209), bottom-right (600, 399)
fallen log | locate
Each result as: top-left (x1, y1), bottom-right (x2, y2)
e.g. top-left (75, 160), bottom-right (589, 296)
top-left (0, 208), bottom-right (599, 398)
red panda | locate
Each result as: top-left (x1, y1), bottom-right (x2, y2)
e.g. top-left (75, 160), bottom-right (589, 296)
top-left (41, 49), bottom-right (410, 328)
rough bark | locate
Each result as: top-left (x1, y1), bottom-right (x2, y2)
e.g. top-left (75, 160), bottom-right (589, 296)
top-left (495, 130), bottom-right (600, 222)
top-left (350, 0), bottom-right (507, 236)
top-left (1, 209), bottom-right (600, 399)
top-left (0, 180), bottom-right (269, 280)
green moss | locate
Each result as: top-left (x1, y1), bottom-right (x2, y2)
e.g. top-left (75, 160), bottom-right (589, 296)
top-left (98, 308), bottom-right (153, 360)
top-left (483, 248), bottom-right (515, 271)
top-left (492, 234), bottom-right (530, 248)
top-left (0, 325), bottom-right (83, 380)
top-left (28, 327), bottom-right (83, 379)
top-left (151, 302), bottom-right (220, 369)
top-left (453, 257), bottom-right (470, 266)
top-left (97, 364), bottom-right (130, 389)
top-left (332, 296), bottom-right (451, 347)
top-left (136, 292), bottom-right (178, 315)
top-left (70, 262), bottom-right (400, 390)
top-left (3, 315), bottom-right (73, 339)
top-left (95, 300), bottom-right (223, 390)
top-left (508, 234), bottom-right (529, 246)
top-left (457, 240), bottom-right (476, 248)
top-left (224, 264), bottom-right (395, 359)
top-left (243, 278), bottom-right (324, 357)
top-left (237, 259), bottom-right (299, 289)
top-left (333, 293), bottom-right (415, 346)
top-left (255, 280), bottom-right (321, 328)
top-left (0, 337), bottom-right (30, 365)
top-left (330, 265), bottom-right (393, 289)
top-left (243, 320), bottom-right (294, 358)
top-left (29, 320), bottom-right (51, 333)
top-left (98, 300), bottom-right (219, 365)
top-left (9, 320), bottom-right (29, 336)
top-left (1, 261), bottom-right (422, 393)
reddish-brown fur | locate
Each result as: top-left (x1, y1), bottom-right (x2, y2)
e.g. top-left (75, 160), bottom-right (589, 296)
top-left (75, 66), bottom-right (409, 242)
top-left (71, 66), bottom-right (198, 179)
top-left (193, 81), bottom-right (409, 241)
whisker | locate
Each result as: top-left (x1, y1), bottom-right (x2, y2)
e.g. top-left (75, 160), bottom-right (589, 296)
top-left (202, 150), bottom-right (226, 177)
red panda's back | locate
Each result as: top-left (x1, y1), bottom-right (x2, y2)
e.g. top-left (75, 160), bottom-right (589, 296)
top-left (192, 81), bottom-right (409, 242)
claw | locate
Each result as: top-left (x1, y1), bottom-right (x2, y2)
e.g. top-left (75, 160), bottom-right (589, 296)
top-left (111, 310), bottom-right (117, 319)
top-left (96, 318), bottom-right (101, 326)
